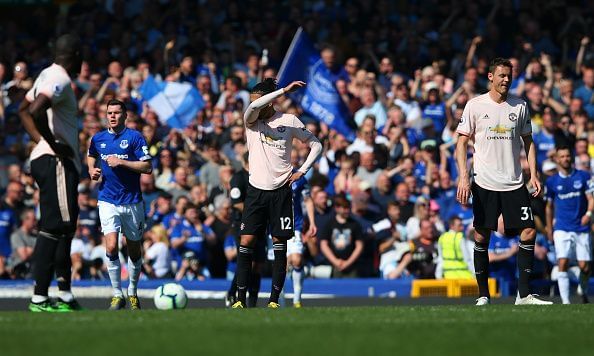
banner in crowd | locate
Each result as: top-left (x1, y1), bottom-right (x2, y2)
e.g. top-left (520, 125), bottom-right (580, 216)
top-left (278, 28), bottom-right (356, 141)
top-left (139, 75), bottom-right (204, 129)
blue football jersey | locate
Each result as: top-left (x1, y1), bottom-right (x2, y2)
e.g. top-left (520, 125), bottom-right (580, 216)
top-left (88, 128), bottom-right (151, 205)
top-left (545, 169), bottom-right (594, 233)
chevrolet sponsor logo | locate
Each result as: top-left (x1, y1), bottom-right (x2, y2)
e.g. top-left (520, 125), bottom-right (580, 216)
top-left (486, 124), bottom-right (515, 140)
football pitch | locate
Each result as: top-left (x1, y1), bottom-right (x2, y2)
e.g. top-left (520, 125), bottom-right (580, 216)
top-left (0, 305), bottom-right (591, 356)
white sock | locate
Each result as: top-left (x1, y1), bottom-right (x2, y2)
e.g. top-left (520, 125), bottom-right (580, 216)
top-left (558, 271), bottom-right (570, 304)
top-left (32, 294), bottom-right (48, 303)
top-left (59, 290), bottom-right (74, 302)
top-left (292, 267), bottom-right (304, 304)
top-left (107, 257), bottom-right (123, 297)
top-left (128, 258), bottom-right (142, 297)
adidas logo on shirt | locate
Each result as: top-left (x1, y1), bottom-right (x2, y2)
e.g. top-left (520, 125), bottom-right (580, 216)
top-left (482, 114), bottom-right (490, 120)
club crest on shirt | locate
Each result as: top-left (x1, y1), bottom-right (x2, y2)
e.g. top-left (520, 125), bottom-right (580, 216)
top-left (100, 143), bottom-right (107, 149)
top-left (119, 140), bottom-right (129, 149)
top-left (557, 185), bottom-right (563, 191)
top-left (53, 84), bottom-right (63, 95)
top-left (508, 113), bottom-right (518, 122)
top-left (277, 126), bottom-right (286, 133)
top-left (574, 180), bottom-right (583, 189)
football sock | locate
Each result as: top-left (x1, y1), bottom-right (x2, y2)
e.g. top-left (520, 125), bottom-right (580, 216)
top-left (55, 235), bottom-right (73, 292)
top-left (557, 271), bottom-right (570, 304)
top-left (579, 268), bottom-right (590, 298)
top-left (292, 266), bottom-right (304, 304)
top-left (128, 257), bottom-right (142, 297)
top-left (247, 272), bottom-right (261, 308)
top-left (33, 234), bottom-right (59, 297)
top-left (517, 240), bottom-right (535, 298)
top-left (270, 242), bottom-right (287, 303)
top-left (236, 245), bottom-right (254, 304)
top-left (473, 241), bottom-right (490, 298)
top-left (59, 290), bottom-right (74, 303)
top-left (31, 295), bottom-right (48, 303)
top-left (106, 254), bottom-right (123, 298)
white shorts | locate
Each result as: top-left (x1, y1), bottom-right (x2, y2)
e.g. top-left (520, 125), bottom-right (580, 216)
top-left (287, 230), bottom-right (304, 256)
top-left (98, 201), bottom-right (145, 241)
top-left (554, 230), bottom-right (592, 262)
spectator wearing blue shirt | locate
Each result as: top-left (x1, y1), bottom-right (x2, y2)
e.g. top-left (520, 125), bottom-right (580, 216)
top-left (0, 199), bottom-right (17, 278)
top-left (87, 99), bottom-right (152, 310)
top-left (320, 46), bottom-right (350, 84)
top-left (224, 234), bottom-right (237, 280)
top-left (533, 114), bottom-right (556, 169)
top-left (421, 87), bottom-right (447, 134)
top-left (171, 203), bottom-right (215, 280)
top-left (573, 67), bottom-right (594, 119)
top-left (488, 227), bottom-right (519, 283)
top-left (162, 196), bottom-right (189, 233)
top-left (354, 88), bottom-right (387, 129)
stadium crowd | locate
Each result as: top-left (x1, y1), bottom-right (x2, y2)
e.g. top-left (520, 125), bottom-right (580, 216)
top-left (0, 0), bottom-right (593, 287)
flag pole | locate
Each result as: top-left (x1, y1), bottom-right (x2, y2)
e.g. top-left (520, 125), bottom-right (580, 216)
top-left (277, 27), bottom-right (303, 82)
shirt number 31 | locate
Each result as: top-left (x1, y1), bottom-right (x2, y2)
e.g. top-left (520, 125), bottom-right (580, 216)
top-left (520, 207), bottom-right (534, 221)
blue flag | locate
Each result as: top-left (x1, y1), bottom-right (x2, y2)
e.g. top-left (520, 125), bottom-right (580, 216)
top-left (278, 28), bottom-right (356, 141)
top-left (139, 75), bottom-right (204, 129)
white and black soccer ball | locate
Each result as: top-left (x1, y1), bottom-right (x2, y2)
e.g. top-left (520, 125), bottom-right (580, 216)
top-left (153, 283), bottom-right (188, 310)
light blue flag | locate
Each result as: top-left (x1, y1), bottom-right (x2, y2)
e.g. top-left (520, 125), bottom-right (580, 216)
top-left (139, 75), bottom-right (204, 129)
top-left (278, 27), bottom-right (355, 141)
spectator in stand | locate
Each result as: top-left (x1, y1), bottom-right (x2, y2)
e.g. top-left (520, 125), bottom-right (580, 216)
top-left (143, 224), bottom-right (172, 279)
top-left (574, 67), bottom-right (594, 119)
top-left (8, 208), bottom-right (37, 279)
top-left (407, 219), bottom-right (438, 279)
top-left (354, 87), bottom-right (387, 129)
top-left (319, 195), bottom-right (364, 278)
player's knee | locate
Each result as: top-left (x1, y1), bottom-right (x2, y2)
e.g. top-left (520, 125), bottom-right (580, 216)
top-left (522, 228), bottom-right (536, 240)
top-left (291, 255), bottom-right (303, 268)
top-left (240, 235), bottom-right (256, 246)
top-left (474, 229), bottom-right (491, 244)
top-left (579, 262), bottom-right (590, 274)
top-left (557, 259), bottom-right (569, 271)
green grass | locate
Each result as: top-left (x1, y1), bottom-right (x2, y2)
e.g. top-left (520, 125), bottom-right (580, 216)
top-left (1, 305), bottom-right (592, 356)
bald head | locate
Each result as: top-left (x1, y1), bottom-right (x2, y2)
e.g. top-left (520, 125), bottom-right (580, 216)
top-left (55, 34), bottom-right (81, 57)
top-left (54, 34), bottom-right (82, 76)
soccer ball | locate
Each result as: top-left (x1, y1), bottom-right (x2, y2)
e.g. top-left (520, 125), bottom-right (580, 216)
top-left (153, 283), bottom-right (188, 310)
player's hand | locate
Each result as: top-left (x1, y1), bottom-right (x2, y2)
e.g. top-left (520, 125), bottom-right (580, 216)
top-left (529, 175), bottom-right (541, 197)
top-left (581, 37), bottom-right (590, 46)
top-left (89, 168), bottom-right (101, 181)
top-left (307, 223), bottom-right (317, 238)
top-left (288, 171), bottom-right (304, 184)
top-left (456, 177), bottom-right (471, 205)
top-left (283, 81), bottom-right (306, 94)
top-left (581, 214), bottom-right (590, 226)
top-left (105, 155), bottom-right (122, 168)
top-left (51, 141), bottom-right (74, 159)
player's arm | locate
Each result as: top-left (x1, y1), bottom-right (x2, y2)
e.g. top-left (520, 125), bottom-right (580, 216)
top-left (106, 158), bottom-right (152, 174)
top-left (243, 81), bottom-right (305, 126)
top-left (19, 94), bottom-right (73, 158)
top-left (521, 134), bottom-right (540, 197)
top-left (545, 198), bottom-right (554, 241)
top-left (582, 193), bottom-right (594, 226)
top-left (455, 133), bottom-right (471, 204)
top-left (87, 155), bottom-right (102, 181)
top-left (289, 118), bottom-right (323, 183)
